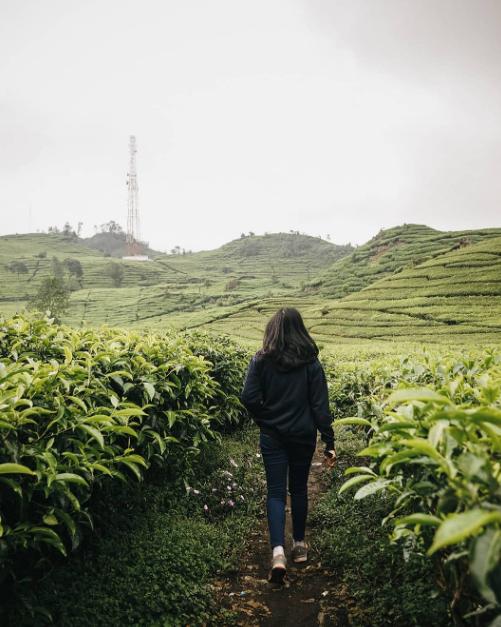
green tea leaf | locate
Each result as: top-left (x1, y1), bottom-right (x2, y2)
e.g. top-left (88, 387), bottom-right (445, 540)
top-left (334, 417), bottom-right (372, 427)
top-left (470, 529), bottom-right (501, 604)
top-left (395, 513), bottom-right (442, 527)
top-left (78, 424), bottom-right (105, 449)
top-left (354, 478), bottom-right (390, 500)
top-left (339, 474), bottom-right (374, 495)
top-left (0, 463), bottom-right (35, 475)
top-left (55, 473), bottom-right (89, 487)
top-left (428, 509), bottom-right (501, 555)
top-left (387, 388), bottom-right (451, 407)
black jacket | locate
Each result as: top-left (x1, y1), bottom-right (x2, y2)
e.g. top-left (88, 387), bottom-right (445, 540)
top-left (240, 353), bottom-right (335, 451)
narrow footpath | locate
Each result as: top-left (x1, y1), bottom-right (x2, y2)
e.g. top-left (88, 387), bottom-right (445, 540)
top-left (214, 443), bottom-right (355, 626)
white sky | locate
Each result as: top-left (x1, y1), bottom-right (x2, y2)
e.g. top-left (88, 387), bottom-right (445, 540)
top-left (1, 0), bottom-right (500, 252)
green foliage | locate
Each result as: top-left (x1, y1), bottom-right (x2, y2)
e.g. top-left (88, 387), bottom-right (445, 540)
top-left (105, 261), bottom-right (125, 287)
top-left (6, 261), bottom-right (28, 278)
top-left (183, 330), bottom-right (250, 431)
top-left (334, 351), bottom-right (501, 620)
top-left (315, 224), bottom-right (501, 299)
top-left (0, 231), bottom-right (350, 331)
top-left (51, 256), bottom-right (65, 279)
top-left (5, 426), bottom-right (265, 626)
top-left (310, 428), bottom-right (449, 627)
top-left (0, 313), bottom-right (249, 604)
top-left (28, 276), bottom-right (70, 320)
top-left (63, 258), bottom-right (83, 280)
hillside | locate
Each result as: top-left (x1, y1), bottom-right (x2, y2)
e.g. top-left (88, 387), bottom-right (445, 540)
top-left (0, 232), bottom-right (349, 325)
top-left (309, 234), bottom-right (501, 343)
top-left (83, 231), bottom-right (158, 258)
top-left (311, 224), bottom-right (501, 298)
top-left (199, 235), bottom-right (501, 349)
top-left (0, 233), bottom-right (176, 308)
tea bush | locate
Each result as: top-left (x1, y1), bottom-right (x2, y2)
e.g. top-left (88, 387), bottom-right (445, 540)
top-left (0, 314), bottom-right (249, 594)
top-left (334, 350), bottom-right (501, 622)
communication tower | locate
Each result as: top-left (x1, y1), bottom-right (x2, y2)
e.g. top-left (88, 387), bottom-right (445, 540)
top-left (124, 136), bottom-right (148, 260)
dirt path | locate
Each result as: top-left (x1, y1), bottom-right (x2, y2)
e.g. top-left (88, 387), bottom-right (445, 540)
top-left (215, 442), bottom-right (353, 626)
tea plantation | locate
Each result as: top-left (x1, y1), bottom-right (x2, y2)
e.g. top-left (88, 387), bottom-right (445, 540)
top-left (1, 224), bottom-right (500, 625)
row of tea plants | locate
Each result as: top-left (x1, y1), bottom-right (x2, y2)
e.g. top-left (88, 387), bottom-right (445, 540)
top-left (0, 313), bottom-right (249, 592)
top-left (332, 350), bottom-right (501, 623)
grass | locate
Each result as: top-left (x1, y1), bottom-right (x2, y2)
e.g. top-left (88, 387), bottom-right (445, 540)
top-left (6, 425), bottom-right (266, 627)
top-left (310, 428), bottom-right (450, 627)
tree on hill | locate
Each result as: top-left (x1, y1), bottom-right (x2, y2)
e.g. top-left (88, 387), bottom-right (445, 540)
top-left (239, 239), bottom-right (260, 257)
top-left (63, 258), bottom-right (83, 277)
top-left (64, 258), bottom-right (84, 286)
top-left (7, 260), bottom-right (28, 279)
top-left (225, 278), bottom-right (240, 291)
top-left (106, 262), bottom-right (125, 287)
top-left (51, 256), bottom-right (65, 279)
top-left (100, 221), bottom-right (123, 234)
top-left (62, 222), bottom-right (77, 239)
top-left (29, 277), bottom-right (70, 322)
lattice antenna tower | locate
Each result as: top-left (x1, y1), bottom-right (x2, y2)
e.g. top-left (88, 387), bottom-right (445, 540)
top-left (126, 135), bottom-right (141, 254)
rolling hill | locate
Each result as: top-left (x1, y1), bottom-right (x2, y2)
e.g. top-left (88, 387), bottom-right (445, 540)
top-left (2, 226), bottom-right (501, 349)
top-left (310, 223), bottom-right (501, 299)
top-left (196, 234), bottom-right (501, 349)
top-left (0, 231), bottom-right (351, 325)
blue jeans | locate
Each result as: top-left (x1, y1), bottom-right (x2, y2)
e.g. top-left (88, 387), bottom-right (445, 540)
top-left (259, 432), bottom-right (316, 548)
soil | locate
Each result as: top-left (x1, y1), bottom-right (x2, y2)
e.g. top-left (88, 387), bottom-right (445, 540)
top-left (214, 443), bottom-right (356, 626)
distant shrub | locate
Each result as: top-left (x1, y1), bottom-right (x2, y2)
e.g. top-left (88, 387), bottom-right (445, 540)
top-left (6, 260), bottom-right (28, 278)
top-left (28, 276), bottom-right (70, 321)
top-left (225, 278), bottom-right (240, 291)
top-left (63, 258), bottom-right (83, 280)
top-left (238, 240), bottom-right (260, 257)
top-left (105, 261), bottom-right (125, 287)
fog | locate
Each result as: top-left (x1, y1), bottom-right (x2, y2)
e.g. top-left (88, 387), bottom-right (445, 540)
top-left (1, 0), bottom-right (500, 251)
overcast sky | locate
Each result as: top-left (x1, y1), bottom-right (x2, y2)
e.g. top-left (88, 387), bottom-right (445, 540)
top-left (1, 0), bottom-right (501, 252)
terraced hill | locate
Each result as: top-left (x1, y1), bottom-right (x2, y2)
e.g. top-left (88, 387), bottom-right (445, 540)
top-left (0, 232), bottom-right (350, 324)
top-left (0, 233), bottom-right (174, 308)
top-left (312, 224), bottom-right (501, 299)
top-left (189, 235), bottom-right (501, 348)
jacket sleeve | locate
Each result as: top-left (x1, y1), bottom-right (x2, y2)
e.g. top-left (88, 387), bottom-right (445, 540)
top-left (308, 359), bottom-right (335, 451)
top-left (240, 356), bottom-right (267, 424)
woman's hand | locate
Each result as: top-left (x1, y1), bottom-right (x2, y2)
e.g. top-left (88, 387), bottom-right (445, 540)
top-left (323, 449), bottom-right (337, 469)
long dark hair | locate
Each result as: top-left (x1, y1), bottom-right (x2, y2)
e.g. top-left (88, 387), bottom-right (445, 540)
top-left (257, 307), bottom-right (319, 370)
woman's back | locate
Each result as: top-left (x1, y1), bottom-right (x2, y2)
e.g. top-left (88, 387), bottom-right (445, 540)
top-left (241, 353), bottom-right (333, 448)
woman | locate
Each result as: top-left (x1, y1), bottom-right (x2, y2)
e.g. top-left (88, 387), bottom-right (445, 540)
top-left (240, 307), bottom-right (336, 583)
